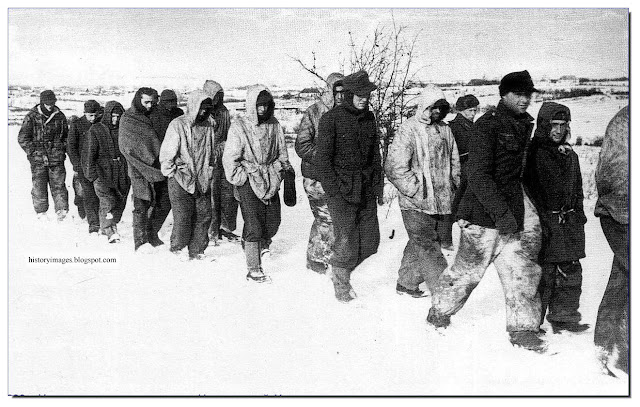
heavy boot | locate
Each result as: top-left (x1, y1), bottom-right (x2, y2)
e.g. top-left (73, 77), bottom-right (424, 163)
top-left (133, 212), bottom-right (149, 251)
top-left (331, 266), bottom-right (356, 302)
top-left (245, 241), bottom-right (269, 283)
top-left (509, 331), bottom-right (547, 353)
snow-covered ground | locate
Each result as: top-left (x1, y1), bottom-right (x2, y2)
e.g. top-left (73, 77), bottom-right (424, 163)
top-left (7, 108), bottom-right (628, 395)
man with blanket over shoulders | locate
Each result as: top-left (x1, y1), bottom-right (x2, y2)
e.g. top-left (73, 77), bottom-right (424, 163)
top-left (119, 87), bottom-right (172, 253)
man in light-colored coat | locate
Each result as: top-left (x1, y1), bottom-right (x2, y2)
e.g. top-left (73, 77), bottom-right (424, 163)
top-left (385, 85), bottom-right (460, 298)
top-left (223, 85), bottom-right (292, 282)
top-left (160, 90), bottom-right (217, 260)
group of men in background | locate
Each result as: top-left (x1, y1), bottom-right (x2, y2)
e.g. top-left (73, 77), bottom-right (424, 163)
top-left (17, 69), bottom-right (628, 374)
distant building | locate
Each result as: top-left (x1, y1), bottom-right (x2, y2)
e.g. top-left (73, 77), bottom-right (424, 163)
top-left (299, 87), bottom-right (321, 99)
top-left (558, 75), bottom-right (579, 87)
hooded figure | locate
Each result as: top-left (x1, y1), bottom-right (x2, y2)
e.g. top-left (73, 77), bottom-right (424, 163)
top-left (222, 84), bottom-right (292, 282)
top-left (295, 72), bottom-right (344, 274)
top-left (18, 91), bottom-right (69, 219)
top-left (120, 87), bottom-right (171, 251)
top-left (523, 102), bottom-right (589, 334)
top-left (160, 90), bottom-right (217, 259)
top-left (151, 89), bottom-right (184, 143)
top-left (385, 85), bottom-right (460, 298)
top-left (593, 106), bottom-right (629, 376)
top-left (315, 70), bottom-right (382, 302)
top-left (84, 101), bottom-right (130, 242)
top-left (202, 80), bottom-right (238, 243)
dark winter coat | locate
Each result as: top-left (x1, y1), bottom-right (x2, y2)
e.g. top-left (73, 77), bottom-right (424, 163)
top-left (316, 101), bottom-right (382, 205)
top-left (151, 104), bottom-right (184, 143)
top-left (448, 113), bottom-right (474, 165)
top-left (524, 102), bottom-right (586, 263)
top-left (595, 106), bottom-right (629, 224)
top-left (295, 73), bottom-right (344, 180)
top-left (84, 101), bottom-right (130, 196)
top-left (456, 100), bottom-right (534, 231)
top-left (67, 115), bottom-right (93, 172)
top-left (18, 104), bottom-right (69, 165)
top-left (119, 94), bottom-right (166, 201)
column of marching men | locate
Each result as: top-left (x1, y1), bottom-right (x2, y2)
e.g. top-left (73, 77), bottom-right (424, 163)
top-left (17, 70), bottom-right (628, 374)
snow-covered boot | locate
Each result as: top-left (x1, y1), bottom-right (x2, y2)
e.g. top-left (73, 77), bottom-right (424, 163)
top-left (245, 241), bottom-right (269, 283)
top-left (551, 321), bottom-right (590, 334)
top-left (56, 209), bottom-right (68, 222)
top-left (426, 308), bottom-right (451, 328)
top-left (331, 266), bottom-right (356, 302)
top-left (509, 331), bottom-right (547, 353)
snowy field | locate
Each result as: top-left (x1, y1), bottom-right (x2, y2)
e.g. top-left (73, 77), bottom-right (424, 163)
top-left (7, 99), bottom-right (629, 395)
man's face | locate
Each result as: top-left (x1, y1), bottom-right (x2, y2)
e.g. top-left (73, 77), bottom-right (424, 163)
top-left (353, 93), bottom-right (370, 110)
top-left (196, 100), bottom-right (214, 123)
top-left (550, 119), bottom-right (569, 143)
top-left (111, 113), bottom-right (121, 126)
top-left (334, 85), bottom-right (345, 106)
top-left (502, 91), bottom-right (532, 115)
top-left (429, 106), bottom-right (443, 122)
top-left (164, 99), bottom-right (178, 110)
top-left (140, 94), bottom-right (155, 112)
top-left (257, 104), bottom-right (268, 116)
top-left (43, 103), bottom-right (54, 112)
top-left (85, 112), bottom-right (98, 123)
top-left (460, 107), bottom-right (478, 122)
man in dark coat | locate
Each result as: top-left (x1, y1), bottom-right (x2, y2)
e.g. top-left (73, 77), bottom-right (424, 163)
top-left (119, 87), bottom-right (171, 252)
top-left (203, 80), bottom-right (238, 243)
top-left (151, 89), bottom-right (184, 143)
top-left (67, 100), bottom-right (101, 232)
top-left (449, 94), bottom-right (479, 216)
top-left (593, 106), bottom-right (629, 376)
top-left (295, 72), bottom-right (344, 273)
top-left (18, 90), bottom-right (69, 221)
top-left (427, 71), bottom-right (546, 352)
top-left (84, 101), bottom-right (130, 243)
top-left (524, 102), bottom-right (588, 333)
top-left (316, 70), bottom-right (382, 302)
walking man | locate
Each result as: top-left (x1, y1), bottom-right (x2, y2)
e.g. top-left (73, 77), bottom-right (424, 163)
top-left (84, 101), bottom-right (130, 243)
top-left (203, 79), bottom-right (239, 243)
top-left (119, 87), bottom-right (171, 252)
top-left (426, 71), bottom-right (546, 352)
top-left (295, 72), bottom-right (344, 273)
top-left (160, 90), bottom-right (217, 260)
top-left (593, 106), bottom-right (629, 376)
top-left (18, 90), bottom-right (69, 221)
top-left (68, 99), bottom-right (101, 233)
top-left (223, 85), bottom-right (292, 282)
top-left (316, 71), bottom-right (383, 302)
top-left (385, 85), bottom-right (460, 298)
top-left (448, 94), bottom-right (479, 216)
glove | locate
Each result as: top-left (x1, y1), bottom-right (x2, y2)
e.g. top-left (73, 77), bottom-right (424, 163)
top-left (495, 211), bottom-right (518, 235)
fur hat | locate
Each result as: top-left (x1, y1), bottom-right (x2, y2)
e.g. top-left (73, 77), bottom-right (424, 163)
top-left (499, 70), bottom-right (539, 96)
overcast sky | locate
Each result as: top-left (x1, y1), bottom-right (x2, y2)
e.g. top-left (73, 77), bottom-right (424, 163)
top-left (7, 8), bottom-right (629, 89)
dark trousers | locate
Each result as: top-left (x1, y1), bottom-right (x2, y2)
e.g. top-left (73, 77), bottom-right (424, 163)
top-left (30, 161), bottom-right (68, 214)
top-left (595, 216), bottom-right (629, 374)
top-left (167, 177), bottom-right (212, 256)
top-left (326, 195), bottom-right (380, 270)
top-left (538, 261), bottom-right (583, 325)
top-left (397, 210), bottom-right (448, 292)
top-left (237, 182), bottom-right (281, 244)
top-left (209, 164), bottom-right (239, 235)
top-left (132, 179), bottom-right (171, 250)
top-left (73, 171), bottom-right (100, 232)
top-left (93, 178), bottom-right (130, 238)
